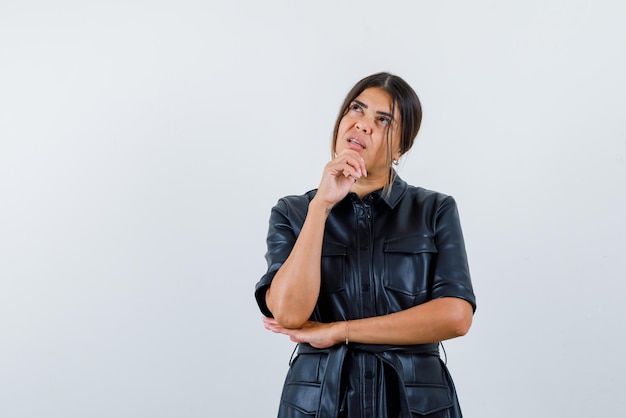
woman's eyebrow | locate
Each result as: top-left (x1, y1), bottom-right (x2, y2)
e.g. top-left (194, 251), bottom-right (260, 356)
top-left (376, 110), bottom-right (393, 119)
top-left (355, 99), bottom-right (393, 119)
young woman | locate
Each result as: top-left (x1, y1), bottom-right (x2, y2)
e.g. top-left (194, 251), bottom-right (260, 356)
top-left (255, 72), bottom-right (476, 417)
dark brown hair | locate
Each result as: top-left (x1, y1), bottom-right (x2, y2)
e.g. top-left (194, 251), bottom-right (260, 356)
top-left (331, 72), bottom-right (422, 193)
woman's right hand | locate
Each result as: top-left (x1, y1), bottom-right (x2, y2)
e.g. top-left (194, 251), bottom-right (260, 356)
top-left (314, 150), bottom-right (367, 207)
top-left (266, 152), bottom-right (367, 328)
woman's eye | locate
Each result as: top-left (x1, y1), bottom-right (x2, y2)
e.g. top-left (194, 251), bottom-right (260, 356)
top-left (379, 117), bottom-right (391, 126)
top-left (350, 103), bottom-right (362, 112)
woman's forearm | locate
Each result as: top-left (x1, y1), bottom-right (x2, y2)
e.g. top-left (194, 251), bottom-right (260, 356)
top-left (265, 198), bottom-right (331, 328)
top-left (264, 297), bottom-right (474, 348)
top-left (340, 297), bottom-right (473, 345)
top-left (310, 297), bottom-right (473, 345)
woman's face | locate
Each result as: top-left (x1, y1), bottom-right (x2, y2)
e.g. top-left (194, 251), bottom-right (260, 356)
top-left (334, 87), bottom-right (401, 176)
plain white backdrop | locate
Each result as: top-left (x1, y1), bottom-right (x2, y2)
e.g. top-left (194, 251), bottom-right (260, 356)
top-left (1, 1), bottom-right (625, 417)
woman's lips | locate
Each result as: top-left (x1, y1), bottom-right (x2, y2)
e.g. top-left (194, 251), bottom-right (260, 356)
top-left (347, 138), bottom-right (365, 150)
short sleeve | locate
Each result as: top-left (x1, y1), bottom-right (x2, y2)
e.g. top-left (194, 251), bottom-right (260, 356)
top-left (431, 196), bottom-right (476, 312)
top-left (254, 196), bottom-right (308, 317)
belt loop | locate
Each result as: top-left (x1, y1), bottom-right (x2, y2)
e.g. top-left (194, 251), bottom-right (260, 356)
top-left (439, 342), bottom-right (447, 365)
top-left (288, 343), bottom-right (299, 366)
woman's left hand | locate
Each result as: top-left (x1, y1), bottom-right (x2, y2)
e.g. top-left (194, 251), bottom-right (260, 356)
top-left (262, 317), bottom-right (340, 349)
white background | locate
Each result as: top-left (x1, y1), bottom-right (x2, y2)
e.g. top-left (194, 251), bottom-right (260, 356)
top-left (1, 1), bottom-right (625, 417)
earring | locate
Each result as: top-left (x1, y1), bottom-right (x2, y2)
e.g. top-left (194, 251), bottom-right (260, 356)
top-left (392, 159), bottom-right (399, 165)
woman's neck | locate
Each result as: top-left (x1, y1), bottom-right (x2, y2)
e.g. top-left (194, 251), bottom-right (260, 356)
top-left (350, 172), bottom-right (388, 199)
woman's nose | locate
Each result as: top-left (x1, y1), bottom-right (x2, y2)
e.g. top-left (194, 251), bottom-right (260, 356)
top-left (355, 118), bottom-right (372, 134)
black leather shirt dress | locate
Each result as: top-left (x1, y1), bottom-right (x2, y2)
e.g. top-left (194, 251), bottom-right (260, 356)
top-left (256, 175), bottom-right (476, 418)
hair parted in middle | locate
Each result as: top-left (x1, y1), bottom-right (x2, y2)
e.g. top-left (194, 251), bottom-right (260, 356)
top-left (331, 72), bottom-right (422, 194)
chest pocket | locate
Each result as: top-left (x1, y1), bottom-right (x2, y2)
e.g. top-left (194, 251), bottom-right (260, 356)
top-left (321, 242), bottom-right (346, 293)
top-left (383, 235), bottom-right (437, 307)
